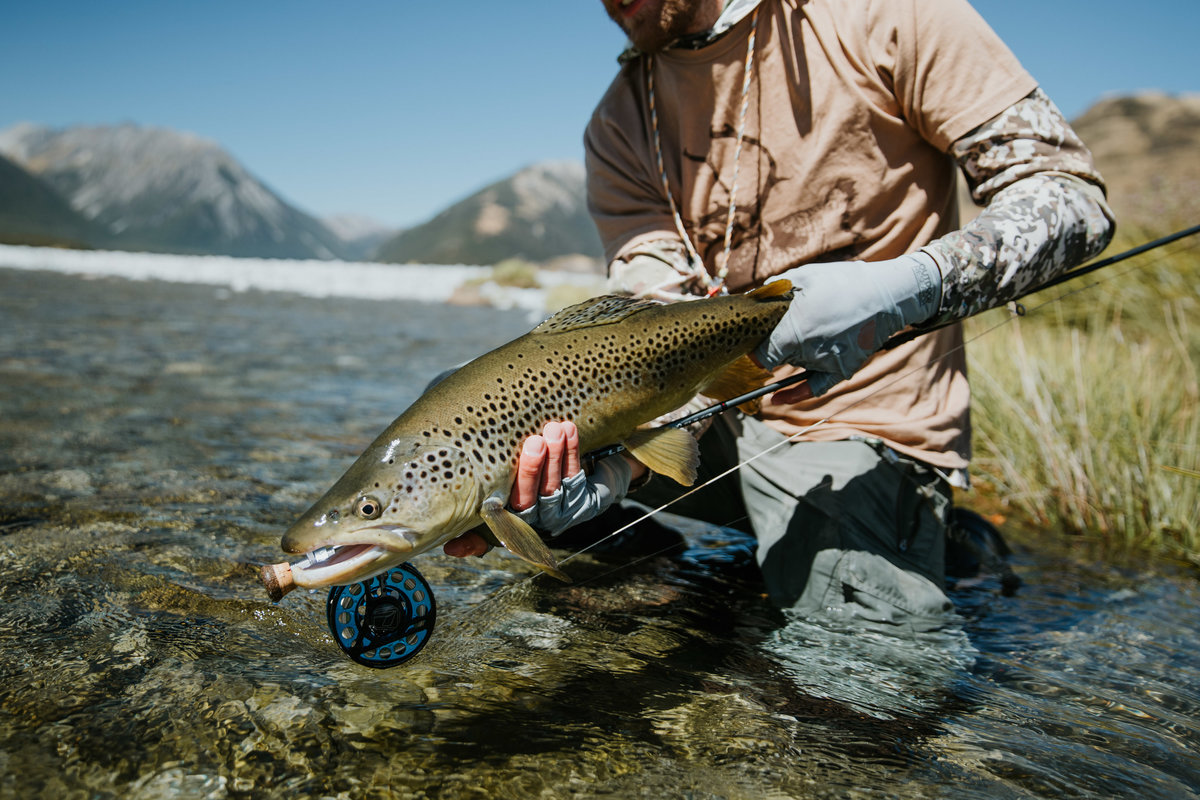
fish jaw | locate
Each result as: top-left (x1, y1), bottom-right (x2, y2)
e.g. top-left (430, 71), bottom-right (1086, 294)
top-left (280, 517), bottom-right (424, 589)
top-left (286, 541), bottom-right (408, 589)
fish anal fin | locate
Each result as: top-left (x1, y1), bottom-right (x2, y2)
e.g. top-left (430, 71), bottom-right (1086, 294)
top-left (699, 355), bottom-right (775, 414)
top-left (479, 496), bottom-right (571, 582)
top-left (623, 426), bottom-right (700, 486)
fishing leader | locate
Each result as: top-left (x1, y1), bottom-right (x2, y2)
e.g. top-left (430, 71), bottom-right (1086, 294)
top-left (446, 0), bottom-right (1114, 624)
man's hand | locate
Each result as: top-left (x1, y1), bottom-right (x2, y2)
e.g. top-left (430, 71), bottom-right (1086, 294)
top-left (753, 253), bottom-right (942, 397)
top-left (510, 420), bottom-right (581, 511)
top-left (443, 421), bottom-right (647, 558)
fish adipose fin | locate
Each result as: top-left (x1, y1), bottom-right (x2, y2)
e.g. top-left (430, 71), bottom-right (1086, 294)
top-left (623, 427), bottom-right (700, 486)
top-left (699, 355), bottom-right (775, 415)
top-left (480, 495), bottom-right (572, 582)
top-left (533, 294), bottom-right (663, 333)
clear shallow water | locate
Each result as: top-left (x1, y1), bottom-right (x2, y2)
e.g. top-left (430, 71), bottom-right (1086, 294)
top-left (1, 267), bottom-right (1197, 799)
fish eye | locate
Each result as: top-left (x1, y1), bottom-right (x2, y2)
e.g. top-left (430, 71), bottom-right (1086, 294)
top-left (354, 495), bottom-right (383, 520)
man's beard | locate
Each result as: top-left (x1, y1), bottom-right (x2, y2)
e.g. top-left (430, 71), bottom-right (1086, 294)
top-left (608, 0), bottom-right (718, 54)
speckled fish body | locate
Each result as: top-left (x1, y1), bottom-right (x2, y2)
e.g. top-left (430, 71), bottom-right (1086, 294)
top-left (278, 280), bottom-right (792, 587)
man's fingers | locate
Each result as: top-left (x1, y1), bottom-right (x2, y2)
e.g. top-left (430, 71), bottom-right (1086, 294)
top-left (541, 421), bottom-right (566, 496)
top-left (443, 531), bottom-right (490, 558)
top-left (562, 421), bottom-right (581, 478)
top-left (512, 435), bottom-right (547, 511)
top-left (510, 420), bottom-right (583, 513)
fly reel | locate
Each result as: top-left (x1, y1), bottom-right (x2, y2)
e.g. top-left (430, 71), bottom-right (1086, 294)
top-left (325, 562), bottom-right (436, 668)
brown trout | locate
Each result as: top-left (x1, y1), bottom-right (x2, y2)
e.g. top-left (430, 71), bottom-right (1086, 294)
top-left (266, 279), bottom-right (792, 597)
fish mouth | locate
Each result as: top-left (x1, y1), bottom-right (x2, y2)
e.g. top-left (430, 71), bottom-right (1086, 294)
top-left (286, 528), bottom-right (418, 589)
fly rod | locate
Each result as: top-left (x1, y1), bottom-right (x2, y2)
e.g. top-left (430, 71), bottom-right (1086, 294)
top-left (584, 223), bottom-right (1200, 464)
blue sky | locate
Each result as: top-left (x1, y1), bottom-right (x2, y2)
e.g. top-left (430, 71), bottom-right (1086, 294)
top-left (1, 1), bottom-right (1195, 229)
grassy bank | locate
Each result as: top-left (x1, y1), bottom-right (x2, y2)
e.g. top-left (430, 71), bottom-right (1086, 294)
top-left (964, 231), bottom-right (1200, 564)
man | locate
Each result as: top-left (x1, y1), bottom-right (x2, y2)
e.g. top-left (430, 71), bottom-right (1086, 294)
top-left (447, 0), bottom-right (1113, 624)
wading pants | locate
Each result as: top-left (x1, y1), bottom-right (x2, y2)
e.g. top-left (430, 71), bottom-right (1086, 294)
top-left (632, 415), bottom-right (954, 627)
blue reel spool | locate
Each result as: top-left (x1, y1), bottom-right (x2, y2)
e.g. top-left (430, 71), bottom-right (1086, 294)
top-left (326, 562), bottom-right (436, 668)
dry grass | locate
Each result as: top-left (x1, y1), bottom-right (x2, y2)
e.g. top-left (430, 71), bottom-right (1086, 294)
top-left (964, 234), bottom-right (1200, 563)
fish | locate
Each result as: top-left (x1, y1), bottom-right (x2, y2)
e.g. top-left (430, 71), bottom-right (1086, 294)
top-left (264, 279), bottom-right (792, 599)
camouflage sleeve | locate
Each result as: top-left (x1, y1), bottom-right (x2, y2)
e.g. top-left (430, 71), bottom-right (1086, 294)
top-left (607, 237), bottom-right (711, 302)
top-left (921, 89), bottom-right (1116, 324)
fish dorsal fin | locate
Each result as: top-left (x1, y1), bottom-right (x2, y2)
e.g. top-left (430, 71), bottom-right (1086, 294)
top-left (623, 426), bottom-right (700, 486)
top-left (698, 355), bottom-right (775, 415)
top-left (534, 295), bottom-right (663, 333)
top-left (479, 495), bottom-right (572, 582)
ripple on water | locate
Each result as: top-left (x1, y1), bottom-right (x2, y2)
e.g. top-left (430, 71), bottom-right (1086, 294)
top-left (1, 268), bottom-right (1199, 799)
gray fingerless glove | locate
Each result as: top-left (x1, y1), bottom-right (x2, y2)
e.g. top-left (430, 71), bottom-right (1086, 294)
top-left (753, 253), bottom-right (941, 396)
top-left (513, 456), bottom-right (634, 538)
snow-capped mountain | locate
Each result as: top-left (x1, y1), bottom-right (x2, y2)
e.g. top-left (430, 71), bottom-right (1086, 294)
top-left (0, 122), bottom-right (352, 260)
top-left (374, 160), bottom-right (604, 265)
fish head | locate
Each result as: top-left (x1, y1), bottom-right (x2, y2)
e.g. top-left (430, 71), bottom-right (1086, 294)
top-left (280, 437), bottom-right (485, 590)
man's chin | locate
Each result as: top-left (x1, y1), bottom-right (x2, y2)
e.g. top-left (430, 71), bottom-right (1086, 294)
top-left (607, 0), bottom-right (712, 54)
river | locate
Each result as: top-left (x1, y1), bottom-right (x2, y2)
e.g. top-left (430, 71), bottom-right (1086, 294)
top-left (1, 266), bottom-right (1197, 799)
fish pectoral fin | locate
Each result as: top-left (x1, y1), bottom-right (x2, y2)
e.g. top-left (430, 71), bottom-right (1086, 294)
top-left (622, 426), bottom-right (700, 486)
top-left (698, 355), bottom-right (775, 415)
top-left (479, 497), bottom-right (571, 583)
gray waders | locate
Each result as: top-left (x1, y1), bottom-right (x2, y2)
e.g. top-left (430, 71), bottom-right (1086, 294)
top-left (631, 415), bottom-right (955, 628)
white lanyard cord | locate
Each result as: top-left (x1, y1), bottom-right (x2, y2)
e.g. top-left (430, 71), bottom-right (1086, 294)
top-left (647, 7), bottom-right (759, 297)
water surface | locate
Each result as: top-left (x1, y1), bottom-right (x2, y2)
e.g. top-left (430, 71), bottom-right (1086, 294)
top-left (1, 268), bottom-right (1197, 798)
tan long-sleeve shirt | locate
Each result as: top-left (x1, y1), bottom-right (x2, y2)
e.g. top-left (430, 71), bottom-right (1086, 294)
top-left (585, 0), bottom-right (1055, 470)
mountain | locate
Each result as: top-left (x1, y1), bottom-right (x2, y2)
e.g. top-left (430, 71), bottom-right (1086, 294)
top-left (1069, 92), bottom-right (1200, 234)
top-left (375, 161), bottom-right (604, 266)
top-left (6, 92), bottom-right (1189, 267)
top-left (0, 152), bottom-right (104, 247)
top-left (323, 213), bottom-right (398, 262)
top-left (0, 122), bottom-right (353, 260)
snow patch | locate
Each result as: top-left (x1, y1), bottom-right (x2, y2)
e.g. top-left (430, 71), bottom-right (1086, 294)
top-left (0, 244), bottom-right (600, 315)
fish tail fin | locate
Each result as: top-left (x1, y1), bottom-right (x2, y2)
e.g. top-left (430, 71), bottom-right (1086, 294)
top-left (747, 279), bottom-right (792, 299)
top-left (623, 426), bottom-right (700, 486)
top-left (699, 355), bottom-right (775, 414)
